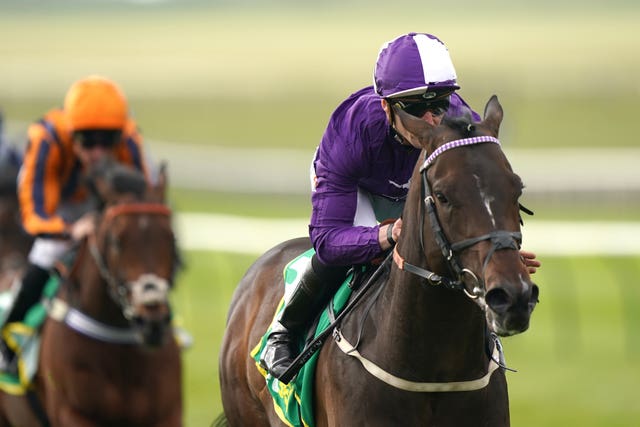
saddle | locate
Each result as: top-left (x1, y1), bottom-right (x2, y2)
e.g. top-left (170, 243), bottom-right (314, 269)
top-left (251, 248), bottom-right (382, 427)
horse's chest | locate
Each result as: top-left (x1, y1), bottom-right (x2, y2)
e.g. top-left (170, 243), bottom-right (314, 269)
top-left (56, 359), bottom-right (172, 423)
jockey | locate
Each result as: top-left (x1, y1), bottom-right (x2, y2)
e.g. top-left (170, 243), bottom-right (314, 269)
top-left (0, 75), bottom-right (151, 375)
top-left (260, 33), bottom-right (541, 380)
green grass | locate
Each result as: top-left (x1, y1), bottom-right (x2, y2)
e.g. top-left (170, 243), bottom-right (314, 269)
top-left (174, 251), bottom-right (640, 427)
top-left (172, 250), bottom-right (256, 426)
top-left (506, 256), bottom-right (640, 426)
top-left (165, 189), bottom-right (640, 223)
top-left (168, 189), bottom-right (311, 219)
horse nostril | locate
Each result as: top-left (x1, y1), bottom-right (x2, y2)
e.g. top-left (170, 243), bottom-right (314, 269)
top-left (485, 288), bottom-right (512, 314)
top-left (529, 284), bottom-right (540, 307)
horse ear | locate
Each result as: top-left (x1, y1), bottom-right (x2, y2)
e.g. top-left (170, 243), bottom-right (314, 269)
top-left (149, 161), bottom-right (168, 203)
top-left (483, 95), bottom-right (503, 136)
top-left (393, 105), bottom-right (435, 147)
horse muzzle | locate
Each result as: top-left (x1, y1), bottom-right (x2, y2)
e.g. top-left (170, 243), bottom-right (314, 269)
top-left (484, 279), bottom-right (539, 336)
top-left (128, 274), bottom-right (173, 347)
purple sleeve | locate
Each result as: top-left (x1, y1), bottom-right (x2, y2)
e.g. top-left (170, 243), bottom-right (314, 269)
top-left (309, 176), bottom-right (383, 266)
top-left (309, 89), bottom-right (386, 266)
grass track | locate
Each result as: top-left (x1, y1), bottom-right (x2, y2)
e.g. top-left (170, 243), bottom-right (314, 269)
top-left (175, 251), bottom-right (640, 426)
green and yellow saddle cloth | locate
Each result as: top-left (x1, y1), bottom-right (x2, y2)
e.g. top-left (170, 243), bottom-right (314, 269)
top-left (252, 249), bottom-right (360, 427)
top-left (0, 276), bottom-right (59, 395)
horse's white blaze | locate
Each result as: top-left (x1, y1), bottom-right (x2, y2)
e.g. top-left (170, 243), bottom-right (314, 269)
top-left (138, 215), bottom-right (150, 230)
top-left (518, 273), bottom-right (529, 293)
top-left (130, 273), bottom-right (169, 305)
top-left (474, 174), bottom-right (496, 227)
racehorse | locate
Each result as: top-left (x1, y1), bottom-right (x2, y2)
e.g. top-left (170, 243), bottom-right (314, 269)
top-left (0, 149), bottom-right (32, 291)
top-left (0, 159), bottom-right (183, 426)
top-left (218, 95), bottom-right (539, 426)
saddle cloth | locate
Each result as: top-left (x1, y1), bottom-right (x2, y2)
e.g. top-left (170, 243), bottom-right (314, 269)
top-left (0, 276), bottom-right (59, 395)
top-left (251, 249), bottom-right (355, 427)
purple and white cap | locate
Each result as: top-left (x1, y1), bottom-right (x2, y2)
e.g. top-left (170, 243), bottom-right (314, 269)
top-left (374, 33), bottom-right (460, 99)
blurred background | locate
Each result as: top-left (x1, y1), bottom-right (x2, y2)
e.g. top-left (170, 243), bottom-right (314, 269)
top-left (1, 0), bottom-right (638, 425)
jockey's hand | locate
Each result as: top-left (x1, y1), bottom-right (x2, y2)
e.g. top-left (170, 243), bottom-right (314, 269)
top-left (379, 218), bottom-right (403, 250)
top-left (69, 212), bottom-right (97, 242)
top-left (520, 250), bottom-right (541, 274)
top-left (391, 218), bottom-right (402, 242)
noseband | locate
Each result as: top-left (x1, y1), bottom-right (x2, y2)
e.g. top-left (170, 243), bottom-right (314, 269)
top-left (394, 136), bottom-right (522, 302)
top-left (88, 203), bottom-right (173, 319)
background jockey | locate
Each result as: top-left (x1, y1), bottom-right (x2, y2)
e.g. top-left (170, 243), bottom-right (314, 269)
top-left (0, 75), bottom-right (151, 375)
top-left (260, 33), bottom-right (541, 380)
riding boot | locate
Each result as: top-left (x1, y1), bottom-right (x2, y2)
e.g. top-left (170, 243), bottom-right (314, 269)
top-left (0, 263), bottom-right (49, 375)
top-left (260, 255), bottom-right (347, 381)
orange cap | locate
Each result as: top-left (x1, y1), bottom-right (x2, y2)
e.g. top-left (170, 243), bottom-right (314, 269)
top-left (64, 75), bottom-right (128, 131)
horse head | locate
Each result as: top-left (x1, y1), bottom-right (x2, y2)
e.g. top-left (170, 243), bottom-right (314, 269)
top-left (74, 158), bottom-right (180, 347)
top-left (396, 96), bottom-right (539, 336)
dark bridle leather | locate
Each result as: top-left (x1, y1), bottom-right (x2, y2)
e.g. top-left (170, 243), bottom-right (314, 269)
top-left (88, 203), bottom-right (175, 319)
top-left (393, 136), bottom-right (522, 303)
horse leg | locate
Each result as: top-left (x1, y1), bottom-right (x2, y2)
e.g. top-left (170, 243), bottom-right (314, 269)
top-left (219, 294), bottom-right (277, 427)
top-left (219, 268), bottom-right (288, 426)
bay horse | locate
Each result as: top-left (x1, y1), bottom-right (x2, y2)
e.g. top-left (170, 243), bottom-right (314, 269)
top-left (218, 95), bottom-right (539, 426)
top-left (0, 147), bottom-right (33, 292)
top-left (0, 159), bottom-right (183, 426)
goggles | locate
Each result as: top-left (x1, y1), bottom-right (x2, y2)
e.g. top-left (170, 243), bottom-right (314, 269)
top-left (392, 96), bottom-right (451, 118)
top-left (74, 130), bottom-right (121, 149)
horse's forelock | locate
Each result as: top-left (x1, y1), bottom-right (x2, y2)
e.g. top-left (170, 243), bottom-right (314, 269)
top-left (88, 158), bottom-right (147, 203)
top-left (442, 115), bottom-right (476, 138)
top-left (111, 171), bottom-right (146, 200)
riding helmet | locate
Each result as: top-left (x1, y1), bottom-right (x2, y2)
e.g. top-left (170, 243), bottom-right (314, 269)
top-left (64, 75), bottom-right (128, 131)
top-left (373, 33), bottom-right (460, 99)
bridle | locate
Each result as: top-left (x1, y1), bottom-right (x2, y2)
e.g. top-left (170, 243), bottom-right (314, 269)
top-left (393, 136), bottom-right (522, 304)
top-left (334, 135), bottom-right (525, 391)
top-left (88, 202), bottom-right (174, 320)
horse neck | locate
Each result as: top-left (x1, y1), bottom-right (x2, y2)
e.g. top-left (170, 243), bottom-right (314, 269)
top-left (367, 189), bottom-right (488, 376)
top-left (66, 240), bottom-right (128, 327)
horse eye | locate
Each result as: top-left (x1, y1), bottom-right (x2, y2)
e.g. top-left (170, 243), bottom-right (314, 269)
top-left (435, 192), bottom-right (448, 204)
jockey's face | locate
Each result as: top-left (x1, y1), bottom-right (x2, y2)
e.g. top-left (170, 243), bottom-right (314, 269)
top-left (382, 99), bottom-right (444, 148)
top-left (72, 129), bottom-right (120, 171)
